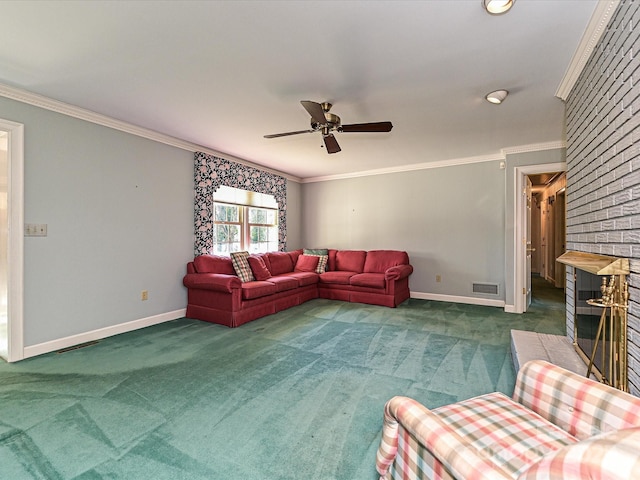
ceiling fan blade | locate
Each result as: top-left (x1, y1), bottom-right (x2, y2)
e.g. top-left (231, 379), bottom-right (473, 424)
top-left (323, 134), bottom-right (341, 154)
top-left (301, 100), bottom-right (327, 125)
top-left (340, 121), bottom-right (393, 133)
top-left (264, 129), bottom-right (315, 139)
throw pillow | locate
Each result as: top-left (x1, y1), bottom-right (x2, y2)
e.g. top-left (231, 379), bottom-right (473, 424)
top-left (303, 248), bottom-right (329, 272)
top-left (315, 255), bottom-right (328, 274)
top-left (248, 255), bottom-right (272, 281)
top-left (295, 254), bottom-right (320, 272)
top-left (230, 251), bottom-right (255, 282)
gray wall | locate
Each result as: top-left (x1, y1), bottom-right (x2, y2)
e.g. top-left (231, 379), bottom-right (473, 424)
top-left (2, 96), bottom-right (305, 350)
top-left (302, 161), bottom-right (506, 301)
top-left (565, 0), bottom-right (640, 395)
top-left (2, 97), bottom-right (194, 347)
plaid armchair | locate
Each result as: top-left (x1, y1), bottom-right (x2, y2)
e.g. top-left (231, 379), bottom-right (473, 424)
top-left (376, 360), bottom-right (640, 480)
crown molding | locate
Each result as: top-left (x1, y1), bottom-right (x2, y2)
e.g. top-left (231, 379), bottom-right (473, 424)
top-left (0, 83), bottom-right (302, 182)
top-left (502, 140), bottom-right (566, 155)
top-left (302, 153), bottom-right (506, 184)
top-left (555, 0), bottom-right (620, 101)
top-left (302, 141), bottom-right (567, 183)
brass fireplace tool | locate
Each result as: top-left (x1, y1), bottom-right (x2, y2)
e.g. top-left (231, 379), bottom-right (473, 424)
top-left (586, 275), bottom-right (629, 392)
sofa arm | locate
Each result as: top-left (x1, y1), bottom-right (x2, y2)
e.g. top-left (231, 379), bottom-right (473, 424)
top-left (183, 273), bottom-right (241, 293)
top-left (512, 360), bottom-right (640, 440)
top-left (376, 396), bottom-right (511, 480)
top-left (384, 264), bottom-right (413, 281)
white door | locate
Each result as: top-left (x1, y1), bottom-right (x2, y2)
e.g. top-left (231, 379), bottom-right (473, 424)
top-left (525, 176), bottom-right (533, 310)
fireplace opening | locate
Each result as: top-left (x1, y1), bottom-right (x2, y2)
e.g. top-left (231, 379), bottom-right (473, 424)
top-left (575, 269), bottom-right (612, 379)
top-left (557, 251), bottom-right (629, 392)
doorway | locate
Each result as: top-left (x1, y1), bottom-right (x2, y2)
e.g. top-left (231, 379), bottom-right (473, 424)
top-left (514, 163), bottom-right (566, 314)
top-left (0, 118), bottom-right (24, 362)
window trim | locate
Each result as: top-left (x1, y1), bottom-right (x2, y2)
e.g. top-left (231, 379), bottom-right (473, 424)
top-left (213, 200), bottom-right (278, 255)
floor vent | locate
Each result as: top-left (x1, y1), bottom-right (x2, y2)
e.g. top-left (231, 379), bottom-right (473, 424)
top-left (473, 282), bottom-right (499, 295)
top-left (56, 340), bottom-right (99, 354)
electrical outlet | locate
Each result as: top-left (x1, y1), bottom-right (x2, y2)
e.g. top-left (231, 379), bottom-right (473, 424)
top-left (141, 290), bottom-right (148, 301)
top-left (436, 275), bottom-right (441, 283)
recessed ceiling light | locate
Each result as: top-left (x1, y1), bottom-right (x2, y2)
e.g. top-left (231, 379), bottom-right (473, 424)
top-left (485, 90), bottom-right (509, 104)
top-left (482, 0), bottom-right (515, 15)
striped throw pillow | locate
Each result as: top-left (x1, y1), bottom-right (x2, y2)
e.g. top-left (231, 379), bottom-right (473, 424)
top-left (230, 251), bottom-right (255, 282)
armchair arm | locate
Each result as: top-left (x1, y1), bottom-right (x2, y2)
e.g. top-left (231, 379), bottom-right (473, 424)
top-left (384, 264), bottom-right (413, 281)
top-left (183, 273), bottom-right (241, 293)
top-left (512, 360), bottom-right (640, 440)
top-left (376, 396), bottom-right (511, 480)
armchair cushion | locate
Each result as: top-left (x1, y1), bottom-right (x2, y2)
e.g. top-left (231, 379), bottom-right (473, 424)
top-left (377, 394), bottom-right (576, 480)
top-left (519, 427), bottom-right (640, 480)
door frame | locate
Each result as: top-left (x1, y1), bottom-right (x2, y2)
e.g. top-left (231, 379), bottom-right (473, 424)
top-left (1, 118), bottom-right (24, 362)
top-left (513, 162), bottom-right (566, 314)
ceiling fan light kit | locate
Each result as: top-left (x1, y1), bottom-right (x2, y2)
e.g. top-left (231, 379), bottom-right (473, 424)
top-left (264, 100), bottom-right (392, 154)
top-left (482, 0), bottom-right (515, 15)
top-left (485, 89), bottom-right (509, 104)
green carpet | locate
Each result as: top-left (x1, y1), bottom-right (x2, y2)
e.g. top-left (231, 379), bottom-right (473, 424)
top-left (0, 278), bottom-right (565, 479)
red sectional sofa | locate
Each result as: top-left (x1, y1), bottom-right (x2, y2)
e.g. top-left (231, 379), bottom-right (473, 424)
top-left (183, 249), bottom-right (413, 327)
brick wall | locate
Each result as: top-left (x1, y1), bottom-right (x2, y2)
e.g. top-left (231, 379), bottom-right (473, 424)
top-left (565, 0), bottom-right (640, 395)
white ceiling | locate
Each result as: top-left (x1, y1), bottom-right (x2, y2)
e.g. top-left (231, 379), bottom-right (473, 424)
top-left (0, 1), bottom-right (598, 180)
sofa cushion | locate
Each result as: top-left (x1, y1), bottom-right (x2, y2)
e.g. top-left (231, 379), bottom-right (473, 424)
top-left (241, 281), bottom-right (277, 300)
top-left (364, 250), bottom-right (410, 273)
top-left (265, 252), bottom-right (294, 276)
top-left (193, 254), bottom-right (235, 275)
top-left (230, 251), bottom-right (255, 282)
top-left (248, 255), bottom-right (272, 281)
top-left (295, 254), bottom-right (320, 272)
top-left (519, 427), bottom-right (640, 480)
top-left (319, 271), bottom-right (357, 285)
top-left (336, 250), bottom-right (367, 273)
top-left (350, 272), bottom-right (385, 289)
top-left (268, 275), bottom-right (298, 292)
top-left (286, 271), bottom-right (319, 287)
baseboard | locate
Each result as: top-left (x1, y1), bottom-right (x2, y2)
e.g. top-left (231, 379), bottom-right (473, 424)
top-left (22, 309), bottom-right (186, 360)
top-left (410, 291), bottom-right (505, 308)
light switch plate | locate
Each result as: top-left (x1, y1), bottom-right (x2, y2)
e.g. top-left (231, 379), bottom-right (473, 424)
top-left (25, 223), bottom-right (48, 237)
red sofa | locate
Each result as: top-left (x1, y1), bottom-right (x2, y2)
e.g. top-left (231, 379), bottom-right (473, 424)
top-left (183, 249), bottom-right (413, 327)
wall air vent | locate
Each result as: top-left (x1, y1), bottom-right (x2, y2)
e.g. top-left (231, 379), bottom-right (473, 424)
top-left (472, 282), bottom-right (499, 295)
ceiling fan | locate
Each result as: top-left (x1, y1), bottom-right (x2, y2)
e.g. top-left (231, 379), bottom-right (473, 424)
top-left (264, 100), bottom-right (393, 154)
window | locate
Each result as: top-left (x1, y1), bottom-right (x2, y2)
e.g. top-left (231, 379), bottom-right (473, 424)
top-left (213, 187), bottom-right (278, 255)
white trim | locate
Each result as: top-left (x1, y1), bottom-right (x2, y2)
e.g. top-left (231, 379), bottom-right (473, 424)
top-left (0, 83), bottom-right (302, 183)
top-left (513, 163), bottom-right (566, 314)
top-left (502, 141), bottom-right (566, 155)
top-left (22, 309), bottom-right (186, 359)
top-left (411, 291), bottom-right (505, 308)
top-left (303, 153), bottom-right (507, 184)
top-left (555, 0), bottom-right (620, 101)
top-left (303, 142), bottom-right (570, 184)
top-left (0, 119), bottom-right (24, 362)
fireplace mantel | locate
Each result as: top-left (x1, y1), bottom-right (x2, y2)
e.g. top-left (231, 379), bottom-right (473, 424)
top-left (557, 251), bottom-right (629, 276)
